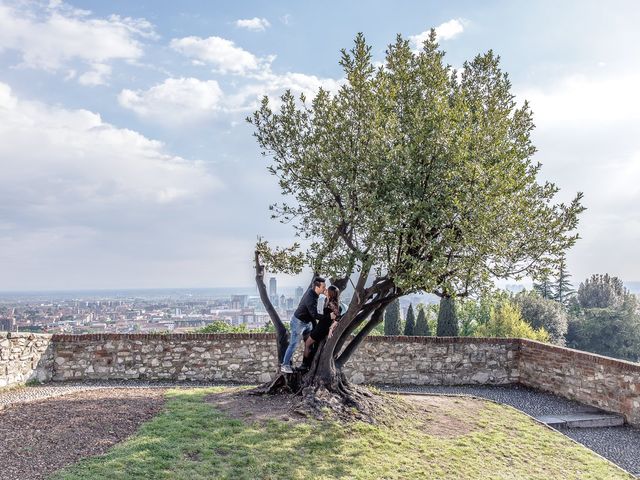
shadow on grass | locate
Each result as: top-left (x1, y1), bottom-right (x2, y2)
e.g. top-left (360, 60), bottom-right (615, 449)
top-left (50, 387), bottom-right (368, 480)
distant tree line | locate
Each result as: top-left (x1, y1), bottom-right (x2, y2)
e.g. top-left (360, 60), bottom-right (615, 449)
top-left (380, 271), bottom-right (640, 363)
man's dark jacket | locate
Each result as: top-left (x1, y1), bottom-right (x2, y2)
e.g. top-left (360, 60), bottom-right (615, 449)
top-left (294, 288), bottom-right (324, 324)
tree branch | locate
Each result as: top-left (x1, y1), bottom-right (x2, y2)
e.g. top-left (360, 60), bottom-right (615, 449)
top-left (336, 300), bottom-right (393, 368)
top-left (254, 250), bottom-right (289, 363)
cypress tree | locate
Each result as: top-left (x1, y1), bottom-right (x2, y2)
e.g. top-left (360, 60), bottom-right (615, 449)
top-left (384, 299), bottom-right (402, 335)
top-left (553, 258), bottom-right (575, 306)
top-left (436, 295), bottom-right (458, 336)
top-left (533, 275), bottom-right (555, 300)
top-left (404, 303), bottom-right (416, 335)
top-left (414, 305), bottom-right (431, 336)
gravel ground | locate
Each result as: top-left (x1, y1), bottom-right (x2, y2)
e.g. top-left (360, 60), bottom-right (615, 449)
top-left (1, 381), bottom-right (638, 477)
top-left (558, 426), bottom-right (640, 478)
top-left (0, 387), bottom-right (166, 480)
top-left (378, 384), bottom-right (640, 477)
top-left (0, 379), bottom-right (240, 411)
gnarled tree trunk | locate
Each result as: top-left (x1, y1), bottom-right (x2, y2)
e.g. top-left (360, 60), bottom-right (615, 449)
top-left (252, 251), bottom-right (398, 420)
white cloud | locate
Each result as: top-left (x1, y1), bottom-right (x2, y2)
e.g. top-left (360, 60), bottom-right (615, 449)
top-left (0, 82), bottom-right (219, 217)
top-left (119, 71), bottom-right (342, 122)
top-left (226, 71), bottom-right (343, 112)
top-left (77, 63), bottom-right (112, 86)
top-left (235, 17), bottom-right (270, 31)
top-left (515, 72), bottom-right (640, 281)
top-left (0, 1), bottom-right (155, 84)
top-left (410, 18), bottom-right (468, 49)
top-left (119, 77), bottom-right (224, 123)
top-left (436, 18), bottom-right (467, 40)
top-left (518, 73), bottom-right (640, 128)
top-left (123, 31), bottom-right (342, 121)
top-left (170, 35), bottom-right (272, 75)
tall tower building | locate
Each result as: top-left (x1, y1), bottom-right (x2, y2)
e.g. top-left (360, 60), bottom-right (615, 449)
top-left (295, 286), bottom-right (304, 304)
top-left (269, 277), bottom-right (278, 306)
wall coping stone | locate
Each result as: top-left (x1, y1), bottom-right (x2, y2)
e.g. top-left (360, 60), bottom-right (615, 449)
top-left (1, 332), bottom-right (53, 340)
top-left (48, 333), bottom-right (520, 345)
top-left (520, 339), bottom-right (640, 372)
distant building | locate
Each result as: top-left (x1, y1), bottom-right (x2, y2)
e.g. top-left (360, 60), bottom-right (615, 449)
top-left (295, 286), bottom-right (304, 304)
top-left (0, 317), bottom-right (17, 332)
top-left (269, 277), bottom-right (278, 306)
top-left (231, 295), bottom-right (248, 309)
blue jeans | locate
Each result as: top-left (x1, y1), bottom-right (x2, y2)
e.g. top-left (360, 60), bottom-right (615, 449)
top-left (282, 316), bottom-right (313, 366)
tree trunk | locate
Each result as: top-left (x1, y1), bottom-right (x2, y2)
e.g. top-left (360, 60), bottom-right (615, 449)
top-left (251, 258), bottom-right (391, 420)
top-left (254, 251), bottom-right (289, 363)
top-left (296, 335), bottom-right (382, 421)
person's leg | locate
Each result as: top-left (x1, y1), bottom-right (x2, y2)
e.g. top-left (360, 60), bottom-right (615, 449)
top-left (282, 316), bottom-right (304, 369)
top-left (303, 336), bottom-right (315, 359)
top-left (299, 322), bottom-right (317, 371)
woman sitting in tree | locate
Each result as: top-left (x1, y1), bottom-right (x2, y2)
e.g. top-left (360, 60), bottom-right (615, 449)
top-left (300, 285), bottom-right (341, 371)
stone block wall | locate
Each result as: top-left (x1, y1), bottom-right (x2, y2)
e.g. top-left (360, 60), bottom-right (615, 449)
top-left (343, 336), bottom-right (519, 385)
top-left (51, 333), bottom-right (278, 384)
top-left (519, 339), bottom-right (640, 425)
top-left (49, 334), bottom-right (519, 387)
top-left (0, 332), bottom-right (54, 388)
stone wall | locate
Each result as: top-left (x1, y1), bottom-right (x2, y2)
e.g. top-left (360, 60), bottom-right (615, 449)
top-left (2, 333), bottom-right (639, 426)
top-left (519, 339), bottom-right (640, 425)
top-left (343, 336), bottom-right (519, 385)
top-left (51, 333), bottom-right (277, 384)
top-left (0, 332), bottom-right (54, 388)
top-left (49, 334), bottom-right (519, 387)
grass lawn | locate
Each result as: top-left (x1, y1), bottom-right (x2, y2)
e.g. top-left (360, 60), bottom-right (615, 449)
top-left (51, 387), bottom-right (632, 480)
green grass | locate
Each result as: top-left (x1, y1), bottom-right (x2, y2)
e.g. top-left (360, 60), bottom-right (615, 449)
top-left (50, 388), bottom-right (632, 480)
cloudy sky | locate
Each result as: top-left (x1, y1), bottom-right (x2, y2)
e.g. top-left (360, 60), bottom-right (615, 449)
top-left (0, 0), bottom-right (639, 291)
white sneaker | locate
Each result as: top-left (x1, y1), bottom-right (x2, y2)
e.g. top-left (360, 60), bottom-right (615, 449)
top-left (281, 364), bottom-right (293, 374)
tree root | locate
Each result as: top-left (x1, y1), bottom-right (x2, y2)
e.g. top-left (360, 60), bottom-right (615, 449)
top-left (250, 372), bottom-right (385, 423)
top-left (248, 371), bottom-right (304, 396)
top-left (294, 380), bottom-right (385, 423)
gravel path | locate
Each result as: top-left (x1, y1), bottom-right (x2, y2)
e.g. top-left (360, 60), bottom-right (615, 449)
top-left (378, 384), bottom-right (640, 477)
top-left (0, 387), bottom-right (166, 480)
top-left (0, 380), bottom-right (238, 411)
top-left (1, 381), bottom-right (638, 477)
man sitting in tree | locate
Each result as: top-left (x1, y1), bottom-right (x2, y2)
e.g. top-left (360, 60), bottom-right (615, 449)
top-left (280, 277), bottom-right (326, 373)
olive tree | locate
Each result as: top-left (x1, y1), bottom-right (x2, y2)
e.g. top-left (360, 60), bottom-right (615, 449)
top-left (249, 31), bottom-right (584, 417)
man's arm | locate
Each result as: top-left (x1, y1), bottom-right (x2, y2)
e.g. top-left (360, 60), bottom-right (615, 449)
top-left (305, 295), bottom-right (324, 321)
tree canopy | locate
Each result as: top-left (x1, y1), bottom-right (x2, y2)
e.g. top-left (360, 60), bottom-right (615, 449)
top-left (474, 302), bottom-right (550, 342)
top-left (250, 31), bottom-right (584, 303)
top-left (515, 290), bottom-right (568, 345)
top-left (577, 274), bottom-right (629, 309)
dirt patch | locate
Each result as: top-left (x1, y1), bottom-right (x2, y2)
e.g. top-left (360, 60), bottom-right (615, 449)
top-left (398, 394), bottom-right (488, 438)
top-left (205, 388), bottom-right (308, 424)
top-left (206, 388), bottom-right (487, 438)
top-left (0, 388), bottom-right (166, 480)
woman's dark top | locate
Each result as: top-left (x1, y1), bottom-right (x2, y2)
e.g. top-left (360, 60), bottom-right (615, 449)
top-left (310, 302), bottom-right (339, 342)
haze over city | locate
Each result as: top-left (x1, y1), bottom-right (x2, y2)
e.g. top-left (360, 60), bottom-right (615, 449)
top-left (1, 0), bottom-right (639, 291)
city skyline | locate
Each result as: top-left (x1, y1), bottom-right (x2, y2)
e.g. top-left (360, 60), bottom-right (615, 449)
top-left (1, 1), bottom-right (640, 290)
